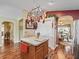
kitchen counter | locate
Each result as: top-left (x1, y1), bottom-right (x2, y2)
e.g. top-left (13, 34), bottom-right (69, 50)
top-left (21, 37), bottom-right (48, 46)
top-left (20, 37), bottom-right (48, 59)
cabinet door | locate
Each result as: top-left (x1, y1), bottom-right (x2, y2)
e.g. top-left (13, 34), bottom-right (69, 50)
top-left (43, 41), bottom-right (48, 58)
top-left (35, 47), bottom-right (43, 59)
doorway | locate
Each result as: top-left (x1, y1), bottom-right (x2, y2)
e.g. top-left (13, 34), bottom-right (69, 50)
top-left (1, 21), bottom-right (14, 46)
top-left (58, 15), bottom-right (73, 41)
top-left (57, 15), bottom-right (74, 54)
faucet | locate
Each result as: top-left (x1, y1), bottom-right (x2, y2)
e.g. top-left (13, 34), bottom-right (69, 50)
top-left (37, 32), bottom-right (40, 39)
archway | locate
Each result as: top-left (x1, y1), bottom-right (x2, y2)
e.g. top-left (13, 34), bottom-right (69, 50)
top-left (58, 15), bottom-right (73, 41)
top-left (57, 15), bottom-right (74, 54)
top-left (1, 21), bottom-right (14, 46)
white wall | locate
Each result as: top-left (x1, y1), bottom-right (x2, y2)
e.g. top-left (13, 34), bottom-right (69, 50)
top-left (0, 17), bottom-right (19, 47)
top-left (35, 17), bottom-right (56, 49)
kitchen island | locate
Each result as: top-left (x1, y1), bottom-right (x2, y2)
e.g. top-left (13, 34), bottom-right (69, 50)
top-left (20, 37), bottom-right (48, 59)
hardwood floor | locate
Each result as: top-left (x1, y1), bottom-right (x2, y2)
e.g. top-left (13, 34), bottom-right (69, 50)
top-left (0, 42), bottom-right (74, 59)
top-left (49, 46), bottom-right (74, 59)
top-left (0, 43), bottom-right (21, 59)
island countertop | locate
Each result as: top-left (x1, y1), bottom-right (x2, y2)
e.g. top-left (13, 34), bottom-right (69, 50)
top-left (20, 37), bottom-right (48, 46)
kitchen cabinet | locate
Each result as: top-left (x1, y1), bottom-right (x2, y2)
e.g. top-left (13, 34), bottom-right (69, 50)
top-left (20, 40), bottom-right (48, 59)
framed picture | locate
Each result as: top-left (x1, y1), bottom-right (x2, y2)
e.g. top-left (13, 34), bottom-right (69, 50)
top-left (25, 19), bottom-right (37, 29)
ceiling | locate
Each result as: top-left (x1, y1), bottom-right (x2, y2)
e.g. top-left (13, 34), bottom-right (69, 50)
top-left (0, 0), bottom-right (79, 20)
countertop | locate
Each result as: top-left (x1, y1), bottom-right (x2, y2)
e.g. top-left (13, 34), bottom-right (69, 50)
top-left (21, 37), bottom-right (48, 46)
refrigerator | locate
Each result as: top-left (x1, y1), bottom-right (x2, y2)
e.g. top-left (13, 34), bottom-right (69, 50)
top-left (73, 20), bottom-right (79, 59)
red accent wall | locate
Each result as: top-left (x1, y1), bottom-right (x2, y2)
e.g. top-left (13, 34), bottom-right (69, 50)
top-left (46, 10), bottom-right (79, 20)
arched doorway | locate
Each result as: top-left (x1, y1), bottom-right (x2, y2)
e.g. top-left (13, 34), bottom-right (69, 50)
top-left (57, 15), bottom-right (74, 54)
top-left (58, 15), bottom-right (74, 41)
top-left (1, 21), bottom-right (14, 46)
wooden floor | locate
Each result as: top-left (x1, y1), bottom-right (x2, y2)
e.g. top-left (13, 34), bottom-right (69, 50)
top-left (49, 47), bottom-right (74, 59)
top-left (0, 43), bottom-right (21, 59)
top-left (0, 42), bottom-right (74, 59)
top-left (75, 45), bottom-right (79, 59)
